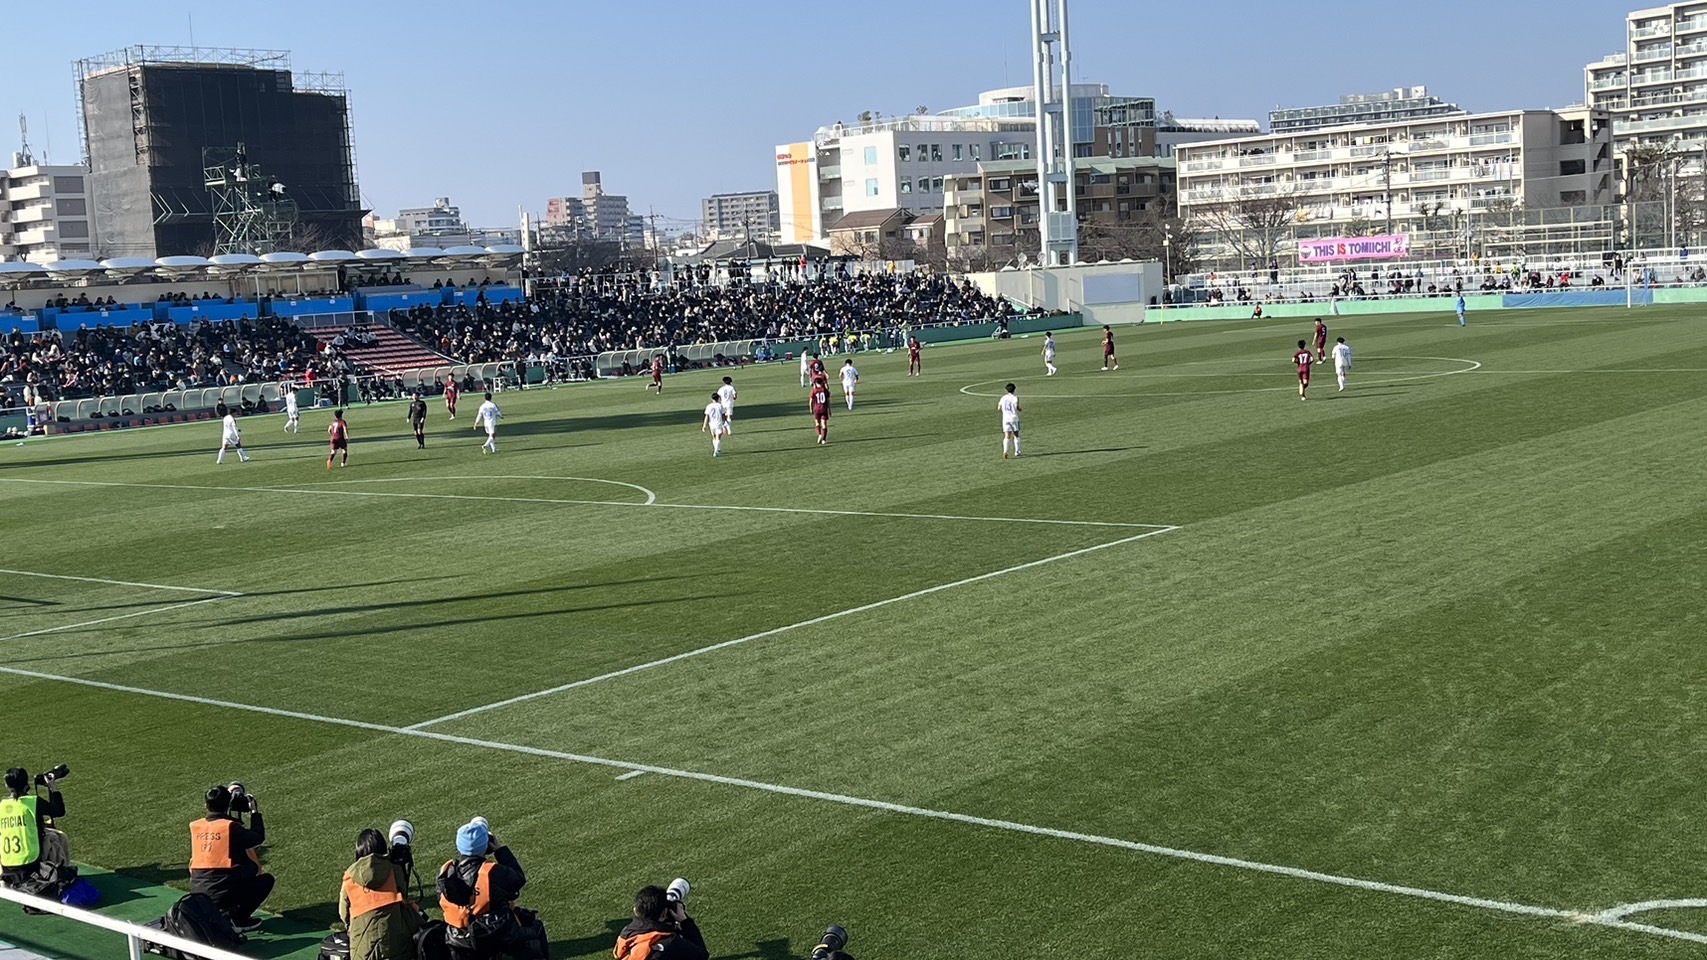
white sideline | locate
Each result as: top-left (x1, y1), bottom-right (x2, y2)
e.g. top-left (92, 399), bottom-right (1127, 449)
top-left (0, 477), bottom-right (1169, 529)
top-left (0, 663), bottom-right (1703, 947)
top-left (406, 524), bottom-right (1182, 730)
top-left (1593, 898), bottom-right (1707, 920)
top-left (0, 568), bottom-right (242, 596)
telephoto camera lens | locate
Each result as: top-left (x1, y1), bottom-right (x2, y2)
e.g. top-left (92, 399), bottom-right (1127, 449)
top-left (33, 764), bottom-right (69, 786)
top-left (665, 878), bottom-right (691, 904)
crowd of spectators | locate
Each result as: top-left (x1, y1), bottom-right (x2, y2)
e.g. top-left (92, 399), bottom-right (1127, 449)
top-left (1179, 259), bottom-right (1641, 307)
top-left (0, 269), bottom-right (1015, 405)
top-left (0, 317), bottom-right (344, 402)
top-left (392, 271), bottom-right (1013, 370)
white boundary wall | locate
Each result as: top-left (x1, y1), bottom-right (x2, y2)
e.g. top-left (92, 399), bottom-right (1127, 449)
top-left (963, 261), bottom-right (1163, 325)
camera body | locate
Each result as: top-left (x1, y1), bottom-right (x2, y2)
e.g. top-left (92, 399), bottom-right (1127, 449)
top-left (33, 764), bottom-right (69, 787)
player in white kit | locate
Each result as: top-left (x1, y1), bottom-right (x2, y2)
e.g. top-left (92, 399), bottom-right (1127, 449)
top-left (702, 391), bottom-right (730, 457)
top-left (215, 401), bottom-right (250, 463)
top-left (1331, 336), bottom-right (1353, 391)
top-left (840, 359), bottom-right (859, 411)
top-left (717, 377), bottom-right (737, 432)
top-left (998, 383), bottom-right (1022, 459)
top-left (473, 392), bottom-right (503, 453)
top-left (1041, 332), bottom-right (1058, 376)
top-left (800, 352), bottom-right (813, 387)
top-left (283, 386), bottom-right (301, 433)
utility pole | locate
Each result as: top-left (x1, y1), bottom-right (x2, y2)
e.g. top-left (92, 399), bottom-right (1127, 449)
top-left (1382, 149), bottom-right (1393, 235)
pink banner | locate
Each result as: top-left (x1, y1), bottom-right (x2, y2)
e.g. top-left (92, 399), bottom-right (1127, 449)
top-left (1298, 234), bottom-right (1410, 263)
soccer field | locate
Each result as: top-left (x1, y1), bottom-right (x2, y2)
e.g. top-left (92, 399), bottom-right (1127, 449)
top-left (3, 306), bottom-right (1706, 959)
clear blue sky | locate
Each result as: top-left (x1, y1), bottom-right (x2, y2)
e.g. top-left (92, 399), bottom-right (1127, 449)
top-left (4, 0), bottom-right (1636, 230)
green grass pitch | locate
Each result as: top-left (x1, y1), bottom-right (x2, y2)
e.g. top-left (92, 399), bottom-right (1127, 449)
top-left (3, 305), bottom-right (1707, 959)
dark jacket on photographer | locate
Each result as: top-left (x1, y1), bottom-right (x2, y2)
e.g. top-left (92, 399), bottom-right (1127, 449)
top-left (1, 770), bottom-right (70, 892)
top-left (189, 787), bottom-right (273, 926)
top-left (436, 822), bottom-right (526, 931)
top-left (340, 832), bottom-right (422, 960)
top-left (613, 917), bottom-right (708, 960)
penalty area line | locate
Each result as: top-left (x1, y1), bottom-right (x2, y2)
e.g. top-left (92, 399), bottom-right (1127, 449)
top-left (405, 523), bottom-right (1183, 730)
top-left (0, 664), bottom-right (1701, 946)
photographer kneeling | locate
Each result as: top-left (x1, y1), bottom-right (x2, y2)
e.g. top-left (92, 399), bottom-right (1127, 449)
top-left (436, 818), bottom-right (545, 959)
top-left (614, 881), bottom-right (708, 960)
top-left (339, 826), bottom-right (422, 960)
top-left (189, 784), bottom-right (273, 932)
top-left (0, 766), bottom-right (76, 901)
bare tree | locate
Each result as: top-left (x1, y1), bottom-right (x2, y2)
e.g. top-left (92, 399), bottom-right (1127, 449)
top-left (1196, 188), bottom-right (1300, 270)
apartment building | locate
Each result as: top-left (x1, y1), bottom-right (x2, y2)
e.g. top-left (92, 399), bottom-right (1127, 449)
top-left (1175, 107), bottom-right (1614, 260)
top-left (702, 191), bottom-right (780, 242)
top-left (544, 172), bottom-right (645, 248)
top-left (1, 164), bottom-right (96, 263)
top-left (1269, 87), bottom-right (1466, 134)
top-left (1585, 1), bottom-right (1707, 163)
top-left (942, 155), bottom-right (1176, 262)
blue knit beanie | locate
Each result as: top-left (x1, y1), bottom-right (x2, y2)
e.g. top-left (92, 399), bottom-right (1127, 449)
top-left (456, 820), bottom-right (489, 856)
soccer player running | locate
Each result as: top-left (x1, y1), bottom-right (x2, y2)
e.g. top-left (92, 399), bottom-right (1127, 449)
top-left (809, 375), bottom-right (832, 445)
top-left (215, 401), bottom-right (251, 464)
top-left (327, 409), bottom-right (350, 469)
top-left (407, 392), bottom-right (428, 449)
top-left (907, 337), bottom-right (922, 377)
top-left (702, 391), bottom-right (730, 457)
top-left (444, 380), bottom-right (459, 420)
top-left (1331, 336), bottom-right (1353, 392)
top-left (649, 355), bottom-right (665, 394)
top-left (283, 386), bottom-right (301, 433)
top-left (717, 376), bottom-right (737, 432)
top-left (474, 392), bottom-right (503, 453)
top-left (1313, 318), bottom-right (1329, 363)
top-left (840, 358), bottom-right (860, 411)
top-left (1042, 332), bottom-right (1058, 376)
top-left (998, 383), bottom-right (1023, 458)
top-left (1456, 294), bottom-right (1467, 327)
top-left (1293, 339), bottom-right (1315, 400)
top-left (1101, 325), bottom-right (1119, 371)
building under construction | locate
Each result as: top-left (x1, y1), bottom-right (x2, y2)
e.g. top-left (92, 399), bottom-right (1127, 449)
top-left (77, 46), bottom-right (363, 258)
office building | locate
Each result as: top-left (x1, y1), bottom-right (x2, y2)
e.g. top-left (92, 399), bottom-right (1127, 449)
top-left (370, 197), bottom-right (473, 250)
top-left (702, 190), bottom-right (780, 241)
top-left (1269, 87), bottom-right (1467, 134)
top-left (0, 164), bottom-right (96, 263)
top-left (77, 46), bottom-right (363, 257)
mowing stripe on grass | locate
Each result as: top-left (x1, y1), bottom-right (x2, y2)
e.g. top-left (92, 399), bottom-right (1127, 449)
top-left (0, 477), bottom-right (1171, 529)
top-left (0, 662), bottom-right (1701, 946)
top-left (405, 524), bottom-right (1182, 730)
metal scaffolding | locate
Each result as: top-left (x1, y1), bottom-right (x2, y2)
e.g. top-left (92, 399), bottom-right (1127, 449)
top-left (203, 144), bottom-right (299, 255)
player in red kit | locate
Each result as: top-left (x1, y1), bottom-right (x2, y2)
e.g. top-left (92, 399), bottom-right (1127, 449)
top-left (1313, 318), bottom-right (1329, 363)
top-left (809, 375), bottom-right (832, 444)
top-left (649, 355), bottom-right (665, 394)
top-left (1293, 339), bottom-right (1315, 400)
top-left (327, 409), bottom-right (350, 468)
top-left (907, 337), bottom-right (922, 377)
top-left (808, 354), bottom-right (826, 383)
top-left (444, 381), bottom-right (459, 420)
top-left (1101, 325), bottom-right (1119, 371)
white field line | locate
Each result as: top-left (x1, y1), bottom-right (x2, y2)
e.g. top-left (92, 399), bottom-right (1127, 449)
top-left (406, 524), bottom-right (1182, 730)
top-left (0, 664), bottom-right (1701, 946)
top-left (298, 475), bottom-right (659, 505)
top-left (0, 477), bottom-right (1166, 529)
top-left (1594, 898), bottom-right (1707, 921)
top-left (0, 595), bottom-right (243, 644)
top-left (615, 770), bottom-right (647, 781)
top-left (0, 568), bottom-right (242, 597)
top-left (0, 568), bottom-right (246, 645)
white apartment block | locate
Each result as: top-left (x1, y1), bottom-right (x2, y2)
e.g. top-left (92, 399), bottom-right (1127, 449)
top-left (1, 165), bottom-right (96, 263)
top-left (1585, 1), bottom-right (1707, 165)
top-left (1176, 108), bottom-right (1614, 248)
top-left (777, 116), bottom-right (1034, 243)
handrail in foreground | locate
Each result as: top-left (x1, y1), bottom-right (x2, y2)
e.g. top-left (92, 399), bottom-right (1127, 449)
top-left (0, 882), bottom-right (255, 960)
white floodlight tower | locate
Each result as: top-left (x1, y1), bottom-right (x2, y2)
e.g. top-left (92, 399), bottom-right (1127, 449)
top-left (1030, 0), bottom-right (1078, 267)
